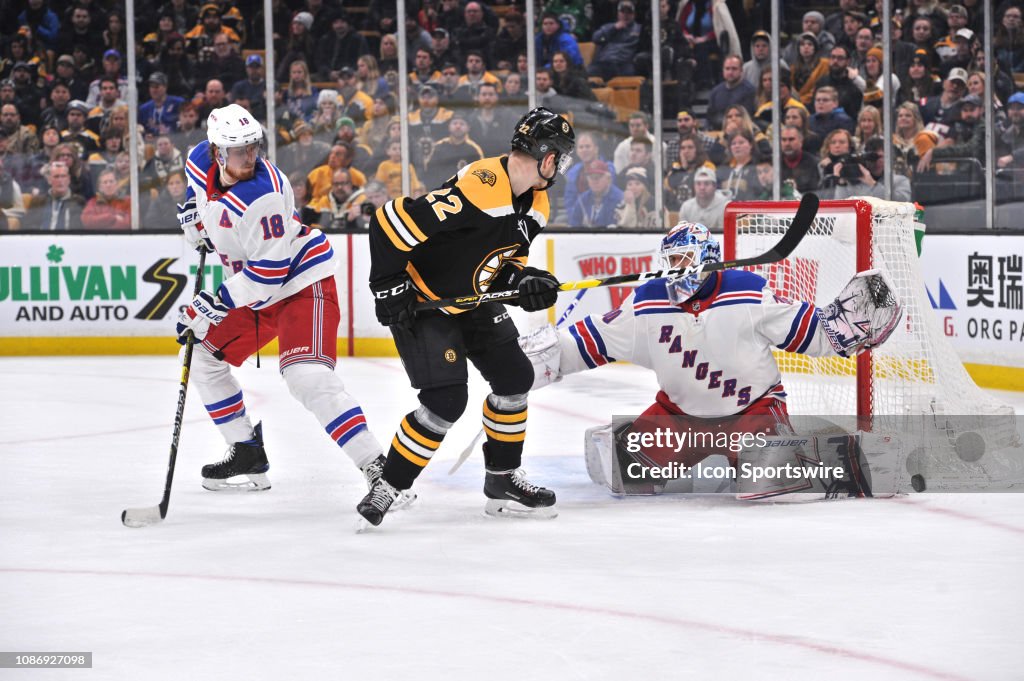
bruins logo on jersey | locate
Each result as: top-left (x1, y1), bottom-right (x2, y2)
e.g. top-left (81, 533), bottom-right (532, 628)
top-left (472, 169), bottom-right (497, 186)
top-left (474, 245), bottom-right (522, 293)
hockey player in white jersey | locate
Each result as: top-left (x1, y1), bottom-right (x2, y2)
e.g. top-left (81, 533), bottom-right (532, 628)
top-left (175, 103), bottom-right (395, 498)
top-left (525, 221), bottom-right (903, 498)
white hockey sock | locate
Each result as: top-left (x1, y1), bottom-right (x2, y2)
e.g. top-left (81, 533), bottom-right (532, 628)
top-left (282, 362), bottom-right (383, 468)
top-left (188, 345), bottom-right (255, 444)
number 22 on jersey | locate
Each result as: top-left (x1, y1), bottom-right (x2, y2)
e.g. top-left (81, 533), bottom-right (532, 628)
top-left (427, 189), bottom-right (463, 222)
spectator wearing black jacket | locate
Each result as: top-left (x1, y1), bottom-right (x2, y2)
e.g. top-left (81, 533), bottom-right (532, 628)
top-left (429, 29), bottom-right (459, 74)
top-left (550, 51), bottom-right (594, 102)
top-left (58, 4), bottom-right (106, 63)
top-left (780, 124), bottom-right (820, 193)
top-left (917, 94), bottom-right (986, 172)
top-left (10, 62), bottom-right (43, 126)
top-left (158, 35), bottom-right (197, 99)
top-left (53, 54), bottom-right (89, 102)
top-left (313, 12), bottom-right (370, 82)
top-left (453, 2), bottom-right (496, 68)
top-left (588, 0), bottom-right (642, 80)
top-left (195, 33), bottom-right (244, 90)
top-left (40, 80), bottom-right (72, 131)
top-left (813, 44), bottom-right (865, 119)
top-left (493, 10), bottom-right (526, 71)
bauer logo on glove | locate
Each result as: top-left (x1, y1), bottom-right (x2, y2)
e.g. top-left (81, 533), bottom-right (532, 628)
top-left (176, 290), bottom-right (230, 342)
top-left (177, 198), bottom-right (215, 253)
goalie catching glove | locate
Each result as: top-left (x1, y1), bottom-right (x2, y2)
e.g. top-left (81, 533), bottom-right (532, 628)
top-left (176, 290), bottom-right (230, 342)
top-left (819, 269), bottom-right (902, 357)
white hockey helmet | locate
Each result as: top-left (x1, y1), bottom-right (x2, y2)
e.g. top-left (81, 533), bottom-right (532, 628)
top-left (207, 103), bottom-right (264, 150)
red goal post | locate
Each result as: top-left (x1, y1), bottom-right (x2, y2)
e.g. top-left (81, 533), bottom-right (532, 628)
top-left (724, 199), bottom-right (874, 422)
top-left (722, 197), bottom-right (1013, 427)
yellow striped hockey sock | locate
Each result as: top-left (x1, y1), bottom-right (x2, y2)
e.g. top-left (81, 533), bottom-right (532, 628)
top-left (384, 410), bottom-right (445, 489)
top-left (481, 394), bottom-right (527, 471)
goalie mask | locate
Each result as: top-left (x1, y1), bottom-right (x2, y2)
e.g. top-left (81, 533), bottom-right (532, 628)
top-left (659, 221), bottom-right (721, 304)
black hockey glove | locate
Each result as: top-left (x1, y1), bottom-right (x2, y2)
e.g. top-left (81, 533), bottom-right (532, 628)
top-left (370, 273), bottom-right (416, 329)
top-left (511, 267), bottom-right (560, 312)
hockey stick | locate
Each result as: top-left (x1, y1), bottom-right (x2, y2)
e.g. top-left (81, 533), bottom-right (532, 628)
top-left (418, 193), bottom-right (820, 312)
top-left (122, 250), bottom-right (208, 528)
top-left (448, 287), bottom-right (590, 475)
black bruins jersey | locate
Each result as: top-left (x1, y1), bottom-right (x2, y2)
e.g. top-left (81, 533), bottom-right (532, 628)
top-left (369, 156), bottom-right (550, 314)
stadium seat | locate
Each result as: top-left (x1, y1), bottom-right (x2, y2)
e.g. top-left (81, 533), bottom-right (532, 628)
top-left (578, 42), bottom-right (596, 68)
top-left (607, 76), bottom-right (644, 122)
top-left (606, 76), bottom-right (644, 90)
top-left (592, 87), bottom-right (613, 107)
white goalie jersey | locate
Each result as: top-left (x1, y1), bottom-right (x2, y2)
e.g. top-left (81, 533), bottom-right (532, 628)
top-left (557, 269), bottom-right (842, 417)
top-left (184, 140), bottom-right (336, 310)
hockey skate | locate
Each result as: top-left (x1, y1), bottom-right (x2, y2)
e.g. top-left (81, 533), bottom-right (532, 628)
top-left (356, 478), bottom-right (403, 530)
top-left (484, 468), bottom-right (557, 519)
top-left (201, 422), bottom-right (271, 492)
top-left (360, 455), bottom-right (417, 510)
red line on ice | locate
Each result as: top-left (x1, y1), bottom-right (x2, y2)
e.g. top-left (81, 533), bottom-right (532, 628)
top-left (893, 497), bottom-right (1024, 535)
top-left (0, 566), bottom-right (972, 681)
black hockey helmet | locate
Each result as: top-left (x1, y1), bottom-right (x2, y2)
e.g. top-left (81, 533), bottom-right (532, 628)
top-left (510, 107), bottom-right (575, 188)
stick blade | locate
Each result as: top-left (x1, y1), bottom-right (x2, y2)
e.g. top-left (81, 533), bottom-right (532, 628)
top-left (122, 506), bottom-right (164, 528)
top-left (448, 429), bottom-right (484, 475)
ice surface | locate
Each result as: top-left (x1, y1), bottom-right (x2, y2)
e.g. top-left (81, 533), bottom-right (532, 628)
top-left (1, 356), bottom-right (1022, 680)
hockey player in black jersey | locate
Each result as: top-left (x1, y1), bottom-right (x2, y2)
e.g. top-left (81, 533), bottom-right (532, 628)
top-left (359, 107), bottom-right (575, 527)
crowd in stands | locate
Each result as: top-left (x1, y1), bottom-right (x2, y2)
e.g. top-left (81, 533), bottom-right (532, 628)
top-left (0, 0), bottom-right (1022, 231)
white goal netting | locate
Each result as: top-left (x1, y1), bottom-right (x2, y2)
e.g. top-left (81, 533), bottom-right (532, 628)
top-left (724, 197), bottom-right (1021, 488)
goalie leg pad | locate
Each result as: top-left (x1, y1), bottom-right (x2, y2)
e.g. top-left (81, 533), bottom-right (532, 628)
top-left (584, 424), bottom-right (621, 492)
top-left (282, 362), bottom-right (383, 468)
top-left (581, 420), bottom-right (667, 495)
top-left (736, 432), bottom-right (906, 501)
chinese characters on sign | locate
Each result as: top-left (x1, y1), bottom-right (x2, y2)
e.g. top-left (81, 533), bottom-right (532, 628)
top-left (967, 252), bottom-right (1023, 310)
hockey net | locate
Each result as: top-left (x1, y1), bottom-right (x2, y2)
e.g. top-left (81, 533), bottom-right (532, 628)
top-left (723, 197), bottom-right (1020, 487)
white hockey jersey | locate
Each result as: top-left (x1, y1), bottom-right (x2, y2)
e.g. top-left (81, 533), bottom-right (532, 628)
top-left (184, 141), bottom-right (336, 310)
top-left (558, 270), bottom-right (839, 416)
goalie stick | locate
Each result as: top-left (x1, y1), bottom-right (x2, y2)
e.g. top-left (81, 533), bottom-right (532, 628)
top-left (448, 287), bottom-right (590, 475)
top-left (417, 193), bottom-right (820, 312)
top-left (122, 250), bottom-right (208, 528)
